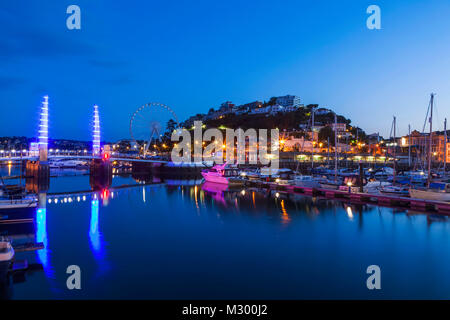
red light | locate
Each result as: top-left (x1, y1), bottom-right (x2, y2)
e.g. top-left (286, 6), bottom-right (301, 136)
top-left (101, 188), bottom-right (109, 199)
top-left (102, 152), bottom-right (110, 161)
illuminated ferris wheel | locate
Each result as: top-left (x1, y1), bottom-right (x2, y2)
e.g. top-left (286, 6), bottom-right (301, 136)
top-left (129, 102), bottom-right (179, 154)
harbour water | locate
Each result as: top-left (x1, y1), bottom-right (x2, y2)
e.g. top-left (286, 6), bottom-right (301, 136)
top-left (1, 166), bottom-right (450, 299)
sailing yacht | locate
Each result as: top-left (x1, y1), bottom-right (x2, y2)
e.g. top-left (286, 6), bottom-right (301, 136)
top-left (410, 182), bottom-right (450, 201)
top-left (409, 94), bottom-right (450, 201)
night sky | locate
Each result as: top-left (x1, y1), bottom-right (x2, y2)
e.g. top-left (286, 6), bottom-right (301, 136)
top-left (1, 0), bottom-right (449, 141)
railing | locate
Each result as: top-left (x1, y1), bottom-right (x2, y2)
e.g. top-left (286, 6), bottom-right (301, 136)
top-left (0, 151), bottom-right (168, 163)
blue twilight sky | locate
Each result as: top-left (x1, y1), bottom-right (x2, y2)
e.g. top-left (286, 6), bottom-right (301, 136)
top-left (0, 0), bottom-right (449, 141)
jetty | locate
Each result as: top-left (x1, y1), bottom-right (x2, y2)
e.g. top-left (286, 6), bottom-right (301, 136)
top-left (245, 180), bottom-right (450, 215)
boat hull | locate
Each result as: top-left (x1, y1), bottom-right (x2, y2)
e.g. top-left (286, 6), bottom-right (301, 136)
top-left (201, 173), bottom-right (244, 186)
top-left (0, 199), bottom-right (37, 210)
top-left (319, 183), bottom-right (339, 190)
top-left (294, 180), bottom-right (321, 188)
top-left (0, 261), bottom-right (12, 280)
top-left (409, 188), bottom-right (450, 201)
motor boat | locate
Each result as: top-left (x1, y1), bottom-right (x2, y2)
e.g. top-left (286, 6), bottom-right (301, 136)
top-left (318, 176), bottom-right (342, 190)
top-left (49, 159), bottom-right (88, 169)
top-left (379, 185), bottom-right (410, 196)
top-left (0, 196), bottom-right (38, 210)
top-left (273, 169), bottom-right (295, 185)
top-left (0, 238), bottom-right (14, 279)
top-left (293, 175), bottom-right (321, 188)
top-left (363, 181), bottom-right (391, 194)
top-left (409, 182), bottom-right (450, 201)
top-left (0, 184), bottom-right (38, 210)
top-left (201, 163), bottom-right (245, 186)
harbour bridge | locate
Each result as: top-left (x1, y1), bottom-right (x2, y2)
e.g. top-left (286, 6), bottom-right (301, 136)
top-left (0, 96), bottom-right (167, 165)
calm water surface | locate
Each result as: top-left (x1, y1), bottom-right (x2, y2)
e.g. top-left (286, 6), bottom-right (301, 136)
top-left (1, 165), bottom-right (450, 299)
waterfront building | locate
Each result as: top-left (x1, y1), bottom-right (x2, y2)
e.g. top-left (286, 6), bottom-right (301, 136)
top-left (315, 108), bottom-right (331, 115)
top-left (235, 101), bottom-right (263, 111)
top-left (217, 101), bottom-right (235, 117)
top-left (328, 122), bottom-right (347, 133)
top-left (234, 107), bottom-right (249, 115)
top-left (283, 137), bottom-right (317, 152)
top-left (400, 130), bottom-right (450, 163)
top-left (275, 95), bottom-right (301, 108)
top-left (249, 106), bottom-right (270, 115)
top-left (29, 142), bottom-right (39, 157)
top-left (268, 104), bottom-right (285, 114)
top-left (367, 133), bottom-right (381, 144)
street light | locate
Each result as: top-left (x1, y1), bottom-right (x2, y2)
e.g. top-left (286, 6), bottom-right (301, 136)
top-left (347, 181), bottom-right (353, 193)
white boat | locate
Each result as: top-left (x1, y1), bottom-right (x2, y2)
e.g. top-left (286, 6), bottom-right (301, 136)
top-left (201, 163), bottom-right (245, 186)
top-left (0, 238), bottom-right (14, 278)
top-left (0, 195), bottom-right (38, 210)
top-left (50, 159), bottom-right (88, 169)
top-left (363, 181), bottom-right (391, 194)
top-left (319, 179), bottom-right (341, 190)
top-left (380, 185), bottom-right (409, 196)
top-left (293, 175), bottom-right (321, 188)
top-left (409, 183), bottom-right (450, 201)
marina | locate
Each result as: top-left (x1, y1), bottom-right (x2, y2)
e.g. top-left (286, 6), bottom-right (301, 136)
top-left (2, 1), bottom-right (450, 305)
top-left (1, 162), bottom-right (450, 299)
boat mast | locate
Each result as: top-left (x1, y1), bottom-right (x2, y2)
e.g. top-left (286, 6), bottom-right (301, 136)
top-left (445, 118), bottom-right (447, 175)
top-left (334, 112), bottom-right (338, 182)
top-left (427, 93), bottom-right (434, 187)
top-left (408, 124), bottom-right (411, 168)
top-left (311, 107), bottom-right (315, 169)
top-left (393, 116), bottom-right (396, 184)
top-left (327, 137), bottom-right (330, 165)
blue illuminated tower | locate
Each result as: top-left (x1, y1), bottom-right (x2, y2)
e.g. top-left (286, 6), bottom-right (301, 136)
top-left (93, 105), bottom-right (101, 156)
top-left (39, 96), bottom-right (49, 161)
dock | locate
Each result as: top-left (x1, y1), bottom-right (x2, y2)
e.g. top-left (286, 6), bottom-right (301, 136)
top-left (13, 242), bottom-right (45, 252)
top-left (245, 181), bottom-right (450, 215)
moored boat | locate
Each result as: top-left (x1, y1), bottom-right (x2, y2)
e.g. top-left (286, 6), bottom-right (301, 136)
top-left (409, 182), bottom-right (450, 201)
top-left (0, 196), bottom-right (38, 210)
top-left (201, 163), bottom-right (245, 186)
top-left (293, 175), bottom-right (321, 188)
top-left (0, 183), bottom-right (38, 210)
top-left (0, 237), bottom-right (14, 279)
top-left (380, 185), bottom-right (410, 196)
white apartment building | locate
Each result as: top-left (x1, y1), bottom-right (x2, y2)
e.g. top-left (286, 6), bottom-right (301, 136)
top-left (275, 95), bottom-right (301, 108)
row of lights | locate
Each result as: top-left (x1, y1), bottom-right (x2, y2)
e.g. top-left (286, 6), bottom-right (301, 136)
top-left (47, 191), bottom-right (117, 204)
top-left (48, 195), bottom-right (87, 204)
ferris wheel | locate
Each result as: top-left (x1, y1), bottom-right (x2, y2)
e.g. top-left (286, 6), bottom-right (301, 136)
top-left (129, 102), bottom-right (179, 154)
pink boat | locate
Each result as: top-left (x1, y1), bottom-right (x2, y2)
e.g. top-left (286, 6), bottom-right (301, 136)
top-left (201, 163), bottom-right (245, 186)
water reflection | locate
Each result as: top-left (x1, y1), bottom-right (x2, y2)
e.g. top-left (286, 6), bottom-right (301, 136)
top-left (35, 192), bottom-right (54, 278)
top-left (3, 168), bottom-right (450, 299)
top-left (89, 199), bottom-right (101, 254)
top-left (89, 192), bottom-right (110, 275)
top-left (35, 207), bottom-right (48, 268)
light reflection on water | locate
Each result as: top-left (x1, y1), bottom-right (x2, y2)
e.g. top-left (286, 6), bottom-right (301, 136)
top-left (1, 168), bottom-right (450, 299)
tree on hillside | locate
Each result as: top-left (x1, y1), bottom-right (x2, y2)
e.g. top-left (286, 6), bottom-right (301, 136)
top-left (318, 126), bottom-right (335, 146)
top-left (306, 104), bottom-right (319, 111)
top-left (163, 119), bottom-right (178, 143)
